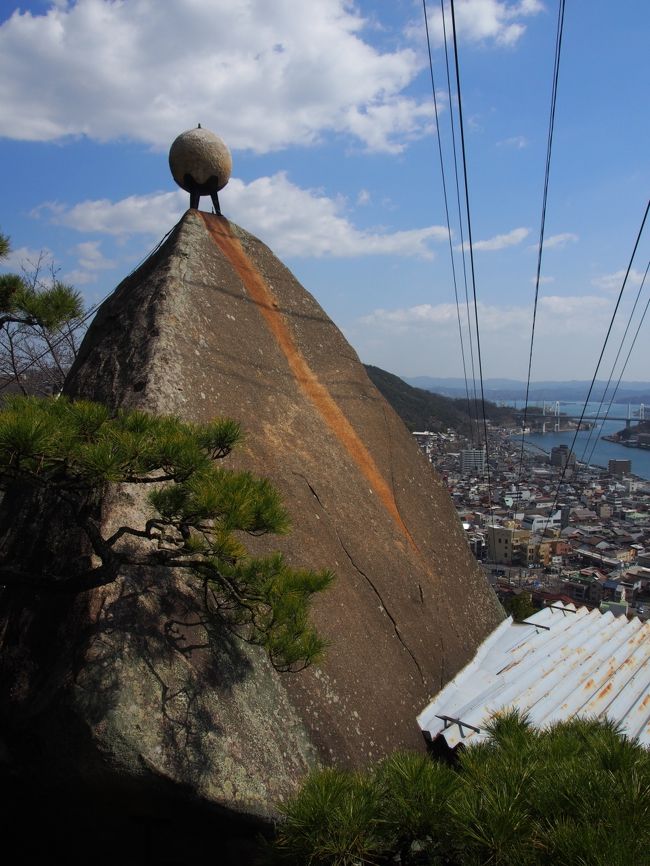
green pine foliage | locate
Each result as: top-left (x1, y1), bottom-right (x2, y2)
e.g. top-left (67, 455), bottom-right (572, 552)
top-left (0, 230), bottom-right (9, 261)
top-left (0, 272), bottom-right (82, 329)
top-left (0, 274), bottom-right (25, 312)
top-left (501, 592), bottom-right (537, 622)
top-left (271, 713), bottom-right (650, 865)
top-left (272, 769), bottom-right (386, 866)
top-left (0, 229), bottom-right (86, 396)
top-left (0, 395), bottom-right (333, 671)
top-left (0, 228), bottom-right (82, 328)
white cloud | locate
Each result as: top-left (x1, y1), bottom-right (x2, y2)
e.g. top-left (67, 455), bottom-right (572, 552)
top-left (362, 300), bottom-right (529, 332)
top-left (355, 294), bottom-right (613, 378)
top-left (35, 173), bottom-right (451, 259)
top-left (34, 191), bottom-right (187, 238)
top-left (530, 275), bottom-right (555, 285)
top-left (497, 135), bottom-right (528, 149)
top-left (0, 245), bottom-right (54, 273)
top-left (418, 0), bottom-right (544, 47)
top-left (74, 240), bottom-right (114, 271)
top-left (61, 268), bottom-right (97, 286)
top-left (537, 295), bottom-right (610, 318)
top-left (357, 189), bottom-right (371, 206)
top-left (60, 240), bottom-right (116, 285)
top-left (458, 227), bottom-right (530, 252)
top-left (592, 268), bottom-right (646, 292)
top-left (361, 295), bottom-right (610, 337)
top-left (0, 0), bottom-right (434, 153)
top-left (226, 173), bottom-right (449, 258)
top-left (543, 232), bottom-right (579, 249)
top-left (362, 303), bottom-right (463, 329)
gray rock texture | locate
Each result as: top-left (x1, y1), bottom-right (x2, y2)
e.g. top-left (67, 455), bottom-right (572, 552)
top-left (0, 211), bottom-right (502, 824)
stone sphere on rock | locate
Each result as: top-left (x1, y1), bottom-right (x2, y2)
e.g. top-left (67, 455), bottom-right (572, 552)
top-left (169, 126), bottom-right (232, 195)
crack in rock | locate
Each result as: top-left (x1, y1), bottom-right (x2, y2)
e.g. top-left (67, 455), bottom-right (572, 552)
top-left (292, 471), bottom-right (426, 685)
top-left (335, 528), bottom-right (426, 686)
top-left (292, 471), bottom-right (325, 510)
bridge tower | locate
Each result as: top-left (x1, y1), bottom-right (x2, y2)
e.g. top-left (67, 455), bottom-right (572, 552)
top-left (554, 400), bottom-right (560, 433)
top-left (640, 404), bottom-right (645, 421)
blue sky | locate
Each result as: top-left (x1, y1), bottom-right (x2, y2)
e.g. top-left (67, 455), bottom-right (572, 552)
top-left (1, 0), bottom-right (648, 382)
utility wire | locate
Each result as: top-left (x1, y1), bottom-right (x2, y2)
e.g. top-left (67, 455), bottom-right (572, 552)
top-left (449, 0), bottom-right (494, 517)
top-left (540, 199), bottom-right (650, 535)
top-left (422, 0), bottom-right (474, 440)
top-left (0, 295), bottom-right (104, 395)
top-left (440, 0), bottom-right (480, 442)
top-left (0, 226), bottom-right (176, 395)
top-left (583, 260), bottom-right (650, 467)
top-left (516, 0), bottom-right (566, 498)
top-left (579, 258), bottom-right (649, 463)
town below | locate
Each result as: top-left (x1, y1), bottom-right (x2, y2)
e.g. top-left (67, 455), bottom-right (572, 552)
top-left (414, 424), bottom-right (650, 622)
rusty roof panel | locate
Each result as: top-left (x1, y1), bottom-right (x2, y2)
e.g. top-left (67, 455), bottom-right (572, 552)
top-left (417, 603), bottom-right (650, 749)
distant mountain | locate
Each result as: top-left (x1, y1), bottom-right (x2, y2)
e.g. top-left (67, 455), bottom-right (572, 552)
top-left (365, 365), bottom-right (516, 434)
top-left (404, 377), bottom-right (650, 404)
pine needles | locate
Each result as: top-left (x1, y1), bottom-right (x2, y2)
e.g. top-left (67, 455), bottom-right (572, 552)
top-left (0, 395), bottom-right (333, 671)
top-left (271, 713), bottom-right (650, 865)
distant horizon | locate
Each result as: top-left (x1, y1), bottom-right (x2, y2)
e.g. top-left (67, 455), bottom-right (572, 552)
top-left (401, 374), bottom-right (650, 388)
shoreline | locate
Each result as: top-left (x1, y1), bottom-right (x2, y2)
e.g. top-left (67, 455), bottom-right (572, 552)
top-left (602, 434), bottom-right (650, 451)
top-left (510, 434), bottom-right (648, 483)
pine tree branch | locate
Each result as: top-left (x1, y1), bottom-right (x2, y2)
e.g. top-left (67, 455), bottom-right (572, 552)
top-left (0, 314), bottom-right (40, 329)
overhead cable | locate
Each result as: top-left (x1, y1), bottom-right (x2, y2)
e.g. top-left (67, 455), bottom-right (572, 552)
top-left (541, 198), bottom-right (650, 534)
top-left (439, 0), bottom-right (480, 440)
top-left (449, 0), bottom-right (494, 516)
top-left (422, 0), bottom-right (474, 440)
top-left (516, 0), bottom-right (566, 496)
top-left (583, 260), bottom-right (650, 468)
top-left (0, 225), bottom-right (176, 395)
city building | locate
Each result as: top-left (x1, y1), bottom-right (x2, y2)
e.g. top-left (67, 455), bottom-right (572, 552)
top-left (486, 525), bottom-right (531, 565)
top-left (460, 448), bottom-right (487, 475)
top-left (522, 511), bottom-right (562, 534)
top-left (609, 459), bottom-right (632, 476)
top-left (550, 444), bottom-right (576, 468)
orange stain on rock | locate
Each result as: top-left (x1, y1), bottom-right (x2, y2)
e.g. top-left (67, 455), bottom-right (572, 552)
top-left (200, 213), bottom-right (417, 549)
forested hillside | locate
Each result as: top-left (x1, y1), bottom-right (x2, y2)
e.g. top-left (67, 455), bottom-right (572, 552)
top-left (365, 365), bottom-right (517, 435)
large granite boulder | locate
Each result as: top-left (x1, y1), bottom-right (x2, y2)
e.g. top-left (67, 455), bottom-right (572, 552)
top-left (0, 211), bottom-right (501, 850)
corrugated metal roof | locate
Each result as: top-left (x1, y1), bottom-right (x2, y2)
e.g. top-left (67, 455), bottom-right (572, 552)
top-left (417, 603), bottom-right (650, 748)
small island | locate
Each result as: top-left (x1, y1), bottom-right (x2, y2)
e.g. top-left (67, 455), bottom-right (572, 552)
top-left (603, 420), bottom-right (650, 450)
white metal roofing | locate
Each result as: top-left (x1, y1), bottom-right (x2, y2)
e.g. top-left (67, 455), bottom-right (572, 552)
top-left (417, 602), bottom-right (650, 748)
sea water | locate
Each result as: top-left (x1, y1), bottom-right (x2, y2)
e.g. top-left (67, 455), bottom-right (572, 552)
top-left (517, 402), bottom-right (650, 481)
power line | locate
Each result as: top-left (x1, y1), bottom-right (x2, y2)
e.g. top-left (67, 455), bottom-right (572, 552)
top-left (449, 0), bottom-right (494, 516)
top-left (540, 199), bottom-right (649, 534)
top-left (583, 260), bottom-right (650, 468)
top-left (0, 225), bottom-right (176, 395)
top-left (579, 258), bottom-right (649, 463)
top-left (422, 0), bottom-right (474, 440)
top-left (439, 0), bottom-right (480, 442)
top-left (516, 0), bottom-right (566, 496)
top-left (0, 295), bottom-right (103, 395)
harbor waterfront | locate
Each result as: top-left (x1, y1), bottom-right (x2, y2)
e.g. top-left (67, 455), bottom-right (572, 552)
top-left (514, 402), bottom-right (650, 481)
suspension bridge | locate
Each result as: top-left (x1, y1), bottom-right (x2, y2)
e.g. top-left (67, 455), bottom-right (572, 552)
top-left (515, 401), bottom-right (646, 433)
